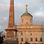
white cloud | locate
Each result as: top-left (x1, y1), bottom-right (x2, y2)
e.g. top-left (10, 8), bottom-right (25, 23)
top-left (0, 26), bottom-right (1, 29)
top-left (29, 0), bottom-right (42, 8)
top-left (2, 17), bottom-right (8, 21)
top-left (33, 11), bottom-right (44, 17)
top-left (15, 3), bottom-right (22, 8)
top-left (0, 0), bottom-right (10, 5)
top-left (32, 0), bottom-right (41, 4)
top-left (15, 2), bottom-right (25, 9)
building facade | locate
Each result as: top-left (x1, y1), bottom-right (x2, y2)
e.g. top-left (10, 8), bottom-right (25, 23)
top-left (4, 0), bottom-right (44, 44)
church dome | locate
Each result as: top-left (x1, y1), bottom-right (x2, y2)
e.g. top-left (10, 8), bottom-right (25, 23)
top-left (21, 12), bottom-right (32, 17)
top-left (21, 4), bottom-right (33, 17)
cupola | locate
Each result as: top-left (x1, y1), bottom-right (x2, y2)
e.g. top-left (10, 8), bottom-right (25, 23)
top-left (21, 4), bottom-right (33, 25)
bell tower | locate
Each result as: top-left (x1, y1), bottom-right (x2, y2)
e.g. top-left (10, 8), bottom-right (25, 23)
top-left (5, 0), bottom-right (15, 39)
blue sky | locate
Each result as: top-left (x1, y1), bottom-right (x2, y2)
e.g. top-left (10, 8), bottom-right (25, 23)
top-left (0, 0), bottom-right (44, 31)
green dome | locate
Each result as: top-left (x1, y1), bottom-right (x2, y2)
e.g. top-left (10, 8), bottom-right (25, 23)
top-left (21, 12), bottom-right (33, 17)
top-left (21, 4), bottom-right (33, 17)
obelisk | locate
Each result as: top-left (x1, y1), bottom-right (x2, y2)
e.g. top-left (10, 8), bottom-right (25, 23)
top-left (8, 0), bottom-right (14, 27)
top-left (5, 0), bottom-right (15, 39)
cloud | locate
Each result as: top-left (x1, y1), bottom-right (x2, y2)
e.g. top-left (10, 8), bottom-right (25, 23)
top-left (15, 3), bottom-right (23, 8)
top-left (2, 17), bottom-right (8, 22)
top-left (33, 11), bottom-right (44, 17)
top-left (0, 26), bottom-right (1, 29)
top-left (29, 0), bottom-right (41, 6)
top-left (0, 0), bottom-right (10, 5)
top-left (0, 0), bottom-right (9, 30)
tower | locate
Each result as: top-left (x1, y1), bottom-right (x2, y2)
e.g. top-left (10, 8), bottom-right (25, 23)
top-left (9, 0), bottom-right (14, 27)
top-left (5, 0), bottom-right (15, 39)
top-left (21, 4), bottom-right (33, 25)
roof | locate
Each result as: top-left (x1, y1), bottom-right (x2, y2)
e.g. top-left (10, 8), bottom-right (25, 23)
top-left (21, 12), bottom-right (33, 17)
top-left (21, 4), bottom-right (33, 17)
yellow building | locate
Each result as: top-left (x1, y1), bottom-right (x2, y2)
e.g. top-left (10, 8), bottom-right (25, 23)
top-left (16, 5), bottom-right (44, 44)
top-left (4, 0), bottom-right (44, 44)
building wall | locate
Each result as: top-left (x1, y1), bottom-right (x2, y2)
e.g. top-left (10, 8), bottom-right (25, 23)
top-left (21, 16), bottom-right (32, 25)
top-left (17, 25), bottom-right (43, 44)
top-left (42, 26), bottom-right (44, 43)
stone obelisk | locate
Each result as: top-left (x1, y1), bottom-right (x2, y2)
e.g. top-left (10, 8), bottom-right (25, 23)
top-left (5, 0), bottom-right (15, 39)
top-left (8, 0), bottom-right (14, 27)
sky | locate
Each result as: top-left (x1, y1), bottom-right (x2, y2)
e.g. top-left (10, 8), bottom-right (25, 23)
top-left (0, 0), bottom-right (44, 31)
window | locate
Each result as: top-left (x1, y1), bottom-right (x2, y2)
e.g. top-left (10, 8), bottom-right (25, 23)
top-left (30, 38), bottom-right (33, 41)
top-left (21, 32), bottom-right (23, 35)
top-left (21, 38), bottom-right (23, 42)
top-left (20, 32), bottom-right (23, 35)
top-left (40, 38), bottom-right (42, 42)
top-left (20, 43), bottom-right (22, 44)
top-left (42, 43), bottom-right (43, 44)
top-left (30, 33), bottom-right (32, 35)
top-left (25, 42), bottom-right (29, 44)
top-left (35, 38), bottom-right (37, 41)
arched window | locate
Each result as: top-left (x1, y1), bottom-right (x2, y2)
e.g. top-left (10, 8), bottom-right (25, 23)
top-left (30, 38), bottom-right (33, 41)
top-left (35, 38), bottom-right (37, 41)
top-left (21, 38), bottom-right (23, 42)
top-left (40, 38), bottom-right (42, 42)
top-left (25, 42), bottom-right (29, 44)
top-left (20, 43), bottom-right (22, 44)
